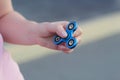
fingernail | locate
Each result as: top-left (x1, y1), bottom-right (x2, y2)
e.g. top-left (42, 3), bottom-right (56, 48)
top-left (62, 31), bottom-right (67, 37)
top-left (59, 45), bottom-right (66, 50)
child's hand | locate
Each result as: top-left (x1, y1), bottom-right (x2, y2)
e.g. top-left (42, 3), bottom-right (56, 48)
top-left (35, 21), bottom-right (82, 53)
top-left (0, 11), bottom-right (82, 53)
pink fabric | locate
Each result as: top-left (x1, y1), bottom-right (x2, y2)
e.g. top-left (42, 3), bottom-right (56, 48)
top-left (0, 34), bottom-right (24, 80)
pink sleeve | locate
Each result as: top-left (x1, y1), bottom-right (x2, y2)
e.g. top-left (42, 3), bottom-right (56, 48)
top-left (0, 34), bottom-right (24, 80)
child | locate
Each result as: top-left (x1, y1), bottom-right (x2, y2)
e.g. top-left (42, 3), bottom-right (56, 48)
top-left (0, 0), bottom-right (82, 80)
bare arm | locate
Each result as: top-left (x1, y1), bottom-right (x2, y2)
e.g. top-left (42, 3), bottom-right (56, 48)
top-left (0, 0), bottom-right (38, 44)
top-left (0, 0), bottom-right (82, 53)
top-left (0, 0), bottom-right (13, 18)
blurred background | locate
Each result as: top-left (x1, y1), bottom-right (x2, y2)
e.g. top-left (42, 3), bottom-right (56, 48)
top-left (5, 0), bottom-right (120, 80)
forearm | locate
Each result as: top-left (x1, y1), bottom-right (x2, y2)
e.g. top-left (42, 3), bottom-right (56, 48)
top-left (0, 0), bottom-right (82, 53)
top-left (0, 11), bottom-right (39, 45)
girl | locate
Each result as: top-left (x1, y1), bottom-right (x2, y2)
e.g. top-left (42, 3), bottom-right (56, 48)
top-left (0, 0), bottom-right (82, 80)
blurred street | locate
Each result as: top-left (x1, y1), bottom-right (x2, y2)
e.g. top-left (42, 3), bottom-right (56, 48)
top-left (12, 0), bottom-right (120, 22)
top-left (5, 0), bottom-right (120, 80)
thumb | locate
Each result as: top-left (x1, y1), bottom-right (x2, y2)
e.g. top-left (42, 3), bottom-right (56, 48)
top-left (56, 25), bottom-right (67, 38)
top-left (48, 23), bottom-right (68, 38)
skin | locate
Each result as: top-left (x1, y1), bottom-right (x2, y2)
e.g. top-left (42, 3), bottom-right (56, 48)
top-left (0, 0), bottom-right (82, 53)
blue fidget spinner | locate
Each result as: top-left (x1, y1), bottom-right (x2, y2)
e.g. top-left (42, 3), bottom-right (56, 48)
top-left (53, 21), bottom-right (78, 49)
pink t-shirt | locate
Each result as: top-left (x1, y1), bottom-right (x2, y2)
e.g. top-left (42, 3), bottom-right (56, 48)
top-left (0, 34), bottom-right (24, 80)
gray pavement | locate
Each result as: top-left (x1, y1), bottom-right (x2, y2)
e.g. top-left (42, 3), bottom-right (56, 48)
top-left (12, 0), bottom-right (120, 22)
top-left (11, 0), bottom-right (120, 80)
top-left (20, 33), bottom-right (120, 80)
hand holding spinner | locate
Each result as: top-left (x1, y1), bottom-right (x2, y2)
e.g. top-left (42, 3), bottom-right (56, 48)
top-left (53, 21), bottom-right (78, 49)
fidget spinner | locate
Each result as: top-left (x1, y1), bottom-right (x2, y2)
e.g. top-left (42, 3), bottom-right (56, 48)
top-left (53, 21), bottom-right (78, 49)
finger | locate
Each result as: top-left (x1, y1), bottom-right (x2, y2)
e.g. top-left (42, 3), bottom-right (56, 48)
top-left (51, 21), bottom-right (69, 29)
top-left (36, 37), bottom-right (59, 50)
top-left (63, 49), bottom-right (74, 53)
top-left (76, 36), bottom-right (82, 45)
top-left (73, 26), bottom-right (83, 37)
top-left (47, 23), bottom-right (68, 38)
top-left (57, 45), bottom-right (74, 53)
top-left (56, 25), bottom-right (68, 38)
